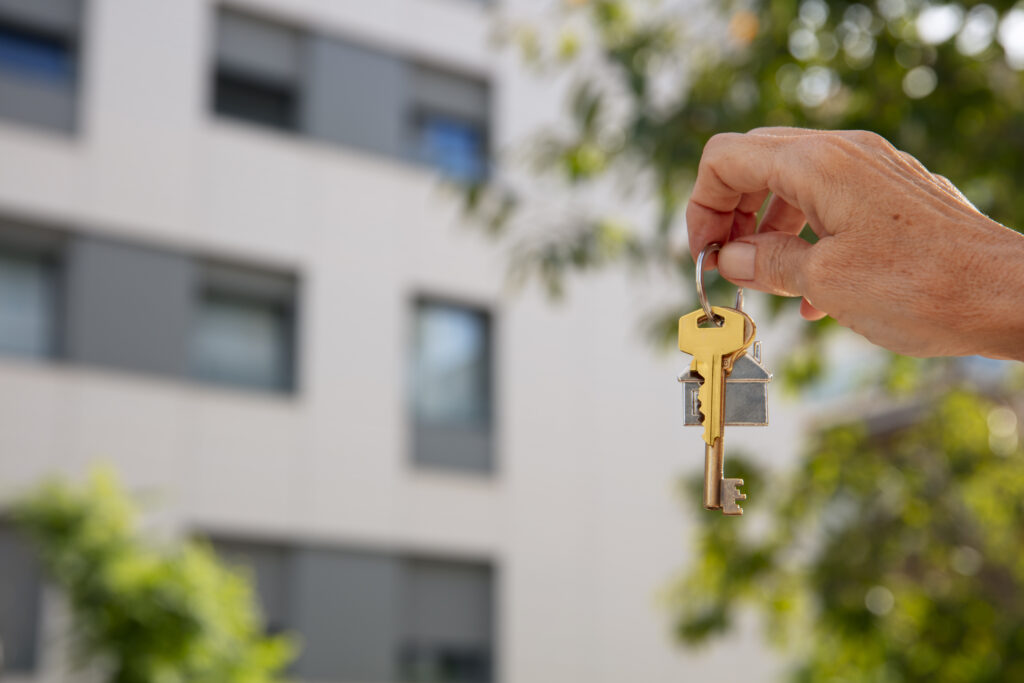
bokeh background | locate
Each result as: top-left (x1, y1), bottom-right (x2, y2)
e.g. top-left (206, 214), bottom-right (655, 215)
top-left (0, 1), bottom-right (1022, 682)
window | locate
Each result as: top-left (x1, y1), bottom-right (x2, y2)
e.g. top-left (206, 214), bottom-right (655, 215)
top-left (191, 263), bottom-right (296, 392)
top-left (212, 10), bottom-right (303, 131)
top-left (209, 538), bottom-right (495, 683)
top-left (211, 539), bottom-right (290, 635)
top-left (0, 0), bottom-right (81, 131)
top-left (412, 300), bottom-right (494, 472)
top-left (410, 65), bottom-right (490, 182)
top-left (0, 249), bottom-right (59, 358)
top-left (0, 523), bottom-right (42, 673)
top-left (400, 559), bottom-right (494, 683)
top-left (210, 9), bottom-right (493, 178)
top-left (0, 225), bottom-right (61, 360)
top-left (416, 114), bottom-right (487, 183)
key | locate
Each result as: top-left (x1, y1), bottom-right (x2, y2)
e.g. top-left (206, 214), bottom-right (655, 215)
top-left (678, 306), bottom-right (751, 511)
top-left (679, 341), bottom-right (771, 426)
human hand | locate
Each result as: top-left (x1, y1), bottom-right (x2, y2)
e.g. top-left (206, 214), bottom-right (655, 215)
top-left (685, 127), bottom-right (1024, 361)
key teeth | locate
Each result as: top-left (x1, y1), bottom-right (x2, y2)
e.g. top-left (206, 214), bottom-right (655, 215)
top-left (697, 377), bottom-right (711, 441)
top-left (721, 478), bottom-right (746, 516)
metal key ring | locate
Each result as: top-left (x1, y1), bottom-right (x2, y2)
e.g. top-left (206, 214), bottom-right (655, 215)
top-left (695, 242), bottom-right (744, 327)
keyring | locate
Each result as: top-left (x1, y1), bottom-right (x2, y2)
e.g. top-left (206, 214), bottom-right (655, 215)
top-left (695, 242), bottom-right (744, 326)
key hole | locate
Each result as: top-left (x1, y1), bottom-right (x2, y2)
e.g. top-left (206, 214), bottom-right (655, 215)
top-left (698, 314), bottom-right (724, 328)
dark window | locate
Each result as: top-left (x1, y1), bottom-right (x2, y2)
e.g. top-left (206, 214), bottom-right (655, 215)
top-left (0, 523), bottom-right (43, 673)
top-left (0, 0), bottom-right (81, 131)
top-left (191, 263), bottom-right (297, 392)
top-left (214, 70), bottom-right (297, 130)
top-left (212, 10), bottom-right (303, 132)
top-left (0, 24), bottom-right (73, 81)
top-left (412, 300), bottom-right (494, 473)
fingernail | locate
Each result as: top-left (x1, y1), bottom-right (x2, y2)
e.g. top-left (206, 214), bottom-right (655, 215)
top-left (719, 242), bottom-right (756, 281)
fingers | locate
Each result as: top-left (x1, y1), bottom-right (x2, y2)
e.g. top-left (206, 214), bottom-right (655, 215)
top-left (686, 132), bottom-right (812, 260)
top-left (758, 193), bottom-right (806, 235)
top-left (717, 231), bottom-right (815, 298)
top-left (686, 133), bottom-right (781, 260)
top-left (800, 298), bottom-right (828, 320)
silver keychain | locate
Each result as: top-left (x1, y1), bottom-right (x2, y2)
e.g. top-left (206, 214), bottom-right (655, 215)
top-left (680, 245), bottom-right (771, 427)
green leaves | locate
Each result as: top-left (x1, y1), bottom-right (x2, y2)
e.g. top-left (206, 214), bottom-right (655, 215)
top-left (10, 469), bottom-right (295, 683)
top-left (470, 0), bottom-right (1024, 386)
top-left (670, 387), bottom-right (1024, 681)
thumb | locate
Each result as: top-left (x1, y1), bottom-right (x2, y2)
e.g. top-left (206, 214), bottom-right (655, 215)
top-left (717, 232), bottom-right (814, 298)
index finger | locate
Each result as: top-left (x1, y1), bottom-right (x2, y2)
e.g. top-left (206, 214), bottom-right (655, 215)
top-left (685, 132), bottom-right (806, 261)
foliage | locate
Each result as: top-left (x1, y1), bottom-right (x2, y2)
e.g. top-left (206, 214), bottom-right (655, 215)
top-left (9, 469), bottom-right (294, 683)
top-left (472, 0), bottom-right (1024, 382)
top-left (471, 1), bottom-right (1024, 679)
top-left (670, 379), bottom-right (1024, 681)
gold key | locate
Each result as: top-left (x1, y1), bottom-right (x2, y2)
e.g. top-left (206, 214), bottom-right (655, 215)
top-left (678, 306), bottom-right (752, 512)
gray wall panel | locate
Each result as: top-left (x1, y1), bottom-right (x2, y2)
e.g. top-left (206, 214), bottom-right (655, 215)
top-left (302, 36), bottom-right (408, 159)
top-left (64, 237), bottom-right (194, 377)
top-left (415, 422), bottom-right (494, 473)
top-left (289, 548), bottom-right (400, 681)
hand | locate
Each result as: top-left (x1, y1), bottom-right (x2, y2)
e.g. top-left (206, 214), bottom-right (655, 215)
top-left (685, 127), bottom-right (1024, 361)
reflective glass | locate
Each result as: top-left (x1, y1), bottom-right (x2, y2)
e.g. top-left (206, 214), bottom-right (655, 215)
top-left (413, 303), bottom-right (490, 425)
top-left (0, 27), bottom-right (73, 81)
top-left (192, 294), bottom-right (291, 391)
top-left (0, 251), bottom-right (56, 358)
top-left (419, 115), bottom-right (486, 182)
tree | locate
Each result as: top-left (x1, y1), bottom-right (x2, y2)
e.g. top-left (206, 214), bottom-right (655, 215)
top-left (470, 0), bottom-right (1024, 382)
top-left (672, 378), bottom-right (1024, 681)
top-left (469, 0), bottom-right (1024, 679)
top-left (9, 469), bottom-right (294, 683)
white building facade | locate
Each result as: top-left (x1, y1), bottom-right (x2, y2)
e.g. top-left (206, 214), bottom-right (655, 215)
top-left (0, 1), bottom-right (794, 681)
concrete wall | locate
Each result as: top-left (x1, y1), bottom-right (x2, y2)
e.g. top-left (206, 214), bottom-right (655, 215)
top-left (0, 0), bottom-right (806, 681)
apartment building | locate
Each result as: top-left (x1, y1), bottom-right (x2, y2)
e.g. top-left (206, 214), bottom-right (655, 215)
top-left (0, 1), bottom-right (789, 681)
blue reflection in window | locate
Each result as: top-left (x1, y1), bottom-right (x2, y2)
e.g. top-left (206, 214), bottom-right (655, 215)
top-left (0, 27), bottom-right (73, 82)
top-left (419, 115), bottom-right (486, 182)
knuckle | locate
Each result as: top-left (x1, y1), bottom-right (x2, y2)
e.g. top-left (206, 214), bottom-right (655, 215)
top-left (703, 132), bottom-right (740, 158)
top-left (800, 247), bottom-right (829, 291)
top-left (844, 129), bottom-right (889, 150)
top-left (805, 134), bottom-right (854, 167)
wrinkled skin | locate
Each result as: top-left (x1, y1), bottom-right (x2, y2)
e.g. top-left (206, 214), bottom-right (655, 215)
top-left (686, 128), bottom-right (1024, 361)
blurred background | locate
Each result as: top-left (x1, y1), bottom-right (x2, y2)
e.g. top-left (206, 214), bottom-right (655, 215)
top-left (0, 0), bottom-right (1022, 682)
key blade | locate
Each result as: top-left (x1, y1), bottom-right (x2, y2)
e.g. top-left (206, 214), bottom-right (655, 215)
top-left (694, 357), bottom-right (724, 444)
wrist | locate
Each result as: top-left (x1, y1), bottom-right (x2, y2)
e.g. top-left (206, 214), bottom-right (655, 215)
top-left (973, 219), bottom-right (1024, 361)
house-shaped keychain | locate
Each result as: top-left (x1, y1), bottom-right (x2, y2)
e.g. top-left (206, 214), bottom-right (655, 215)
top-left (679, 341), bottom-right (771, 426)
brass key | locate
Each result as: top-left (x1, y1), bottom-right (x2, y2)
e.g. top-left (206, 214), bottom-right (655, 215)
top-left (678, 306), bottom-right (752, 511)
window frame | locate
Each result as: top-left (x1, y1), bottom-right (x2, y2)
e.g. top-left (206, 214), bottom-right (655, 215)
top-left (0, 220), bottom-right (66, 362)
top-left (409, 294), bottom-right (498, 475)
top-left (190, 260), bottom-right (299, 395)
top-left (207, 5), bottom-right (308, 135)
top-left (0, 0), bottom-right (85, 134)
